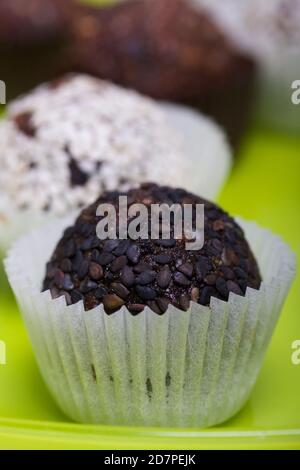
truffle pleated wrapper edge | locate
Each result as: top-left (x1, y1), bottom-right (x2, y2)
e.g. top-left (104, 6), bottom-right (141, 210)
top-left (4, 216), bottom-right (295, 427)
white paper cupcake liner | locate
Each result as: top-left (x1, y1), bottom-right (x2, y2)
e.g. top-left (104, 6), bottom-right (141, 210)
top-left (0, 195), bottom-right (58, 257)
top-left (0, 102), bottom-right (232, 254)
top-left (5, 215), bottom-right (295, 427)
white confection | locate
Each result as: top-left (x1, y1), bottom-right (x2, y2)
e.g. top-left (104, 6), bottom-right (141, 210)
top-left (5, 216), bottom-right (296, 426)
top-left (192, 0), bottom-right (300, 58)
top-left (192, 0), bottom-right (300, 132)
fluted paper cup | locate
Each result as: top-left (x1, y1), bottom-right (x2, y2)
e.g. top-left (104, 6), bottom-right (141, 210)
top-left (4, 216), bottom-right (295, 427)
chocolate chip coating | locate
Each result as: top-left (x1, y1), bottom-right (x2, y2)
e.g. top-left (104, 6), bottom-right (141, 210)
top-left (43, 183), bottom-right (261, 314)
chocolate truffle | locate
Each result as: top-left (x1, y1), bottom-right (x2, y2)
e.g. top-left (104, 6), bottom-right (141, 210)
top-left (43, 183), bottom-right (261, 314)
top-left (0, 0), bottom-right (77, 100)
top-left (66, 0), bottom-right (256, 147)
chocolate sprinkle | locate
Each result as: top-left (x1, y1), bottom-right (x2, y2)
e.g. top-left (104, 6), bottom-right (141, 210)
top-left (103, 294), bottom-right (125, 312)
top-left (89, 262), bottom-right (103, 281)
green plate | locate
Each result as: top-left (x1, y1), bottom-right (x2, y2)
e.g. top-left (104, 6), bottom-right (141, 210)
top-left (0, 126), bottom-right (300, 449)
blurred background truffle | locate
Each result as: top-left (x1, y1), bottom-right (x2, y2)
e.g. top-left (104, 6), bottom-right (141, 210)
top-left (65, 0), bottom-right (256, 148)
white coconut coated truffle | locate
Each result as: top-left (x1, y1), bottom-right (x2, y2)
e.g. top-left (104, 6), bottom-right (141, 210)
top-left (0, 74), bottom-right (232, 250)
top-left (0, 74), bottom-right (188, 216)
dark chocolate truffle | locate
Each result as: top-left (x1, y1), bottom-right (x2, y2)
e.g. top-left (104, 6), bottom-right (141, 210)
top-left (43, 183), bottom-right (261, 314)
top-left (66, 0), bottom-right (256, 147)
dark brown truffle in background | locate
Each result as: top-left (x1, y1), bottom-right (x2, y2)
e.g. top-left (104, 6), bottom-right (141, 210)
top-left (43, 183), bottom-right (261, 314)
top-left (0, 0), bottom-right (78, 101)
top-left (65, 0), bottom-right (256, 148)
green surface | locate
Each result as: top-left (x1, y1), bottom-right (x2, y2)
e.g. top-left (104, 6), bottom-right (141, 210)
top-left (0, 126), bottom-right (300, 449)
